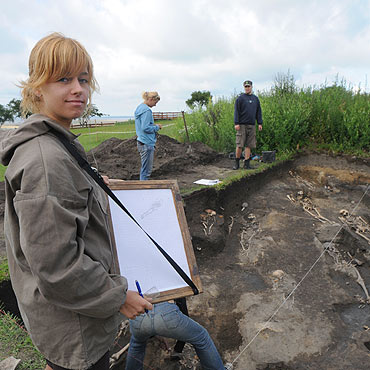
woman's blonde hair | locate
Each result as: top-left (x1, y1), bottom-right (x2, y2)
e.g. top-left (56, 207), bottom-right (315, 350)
top-left (142, 91), bottom-right (160, 102)
top-left (20, 32), bottom-right (98, 117)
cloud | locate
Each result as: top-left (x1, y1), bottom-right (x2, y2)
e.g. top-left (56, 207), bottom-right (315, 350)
top-left (0, 0), bottom-right (369, 115)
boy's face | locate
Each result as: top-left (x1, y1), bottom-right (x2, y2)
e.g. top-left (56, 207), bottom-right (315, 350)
top-left (38, 71), bottom-right (90, 128)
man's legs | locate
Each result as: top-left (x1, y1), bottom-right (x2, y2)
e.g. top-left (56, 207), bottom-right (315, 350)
top-left (243, 146), bottom-right (253, 169)
top-left (137, 143), bottom-right (155, 180)
top-left (233, 146), bottom-right (243, 170)
top-left (234, 125), bottom-right (247, 170)
top-left (244, 147), bottom-right (251, 161)
top-left (243, 125), bottom-right (257, 169)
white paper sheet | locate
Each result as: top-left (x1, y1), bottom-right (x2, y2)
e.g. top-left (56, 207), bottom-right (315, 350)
top-left (109, 188), bottom-right (191, 294)
top-left (193, 179), bottom-right (221, 185)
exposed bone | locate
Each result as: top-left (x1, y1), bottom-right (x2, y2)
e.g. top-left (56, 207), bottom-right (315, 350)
top-left (272, 270), bottom-right (285, 279)
top-left (313, 207), bottom-right (332, 223)
top-left (358, 216), bottom-right (366, 223)
top-left (239, 229), bottom-right (248, 251)
top-left (241, 202), bottom-right (249, 212)
top-left (303, 206), bottom-right (326, 223)
top-left (340, 209), bottom-right (349, 217)
top-left (228, 216), bottom-right (234, 234)
top-left (352, 266), bottom-right (370, 303)
top-left (109, 343), bottom-right (130, 368)
top-left (205, 209), bottom-right (216, 216)
top-left (338, 212), bottom-right (370, 245)
top-left (355, 230), bottom-right (370, 244)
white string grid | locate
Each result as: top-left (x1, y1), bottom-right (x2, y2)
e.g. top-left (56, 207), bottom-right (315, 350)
top-left (229, 184), bottom-right (369, 368)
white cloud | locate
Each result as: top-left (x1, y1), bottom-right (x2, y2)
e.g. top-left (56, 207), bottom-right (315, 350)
top-left (0, 0), bottom-right (369, 115)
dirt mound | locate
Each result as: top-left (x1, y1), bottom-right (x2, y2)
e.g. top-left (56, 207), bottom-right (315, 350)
top-left (87, 135), bottom-right (223, 180)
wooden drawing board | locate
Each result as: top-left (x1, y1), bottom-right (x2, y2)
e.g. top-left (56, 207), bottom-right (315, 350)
top-left (107, 179), bottom-right (202, 303)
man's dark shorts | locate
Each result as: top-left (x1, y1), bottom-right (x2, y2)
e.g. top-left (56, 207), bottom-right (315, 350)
top-left (236, 124), bottom-right (256, 148)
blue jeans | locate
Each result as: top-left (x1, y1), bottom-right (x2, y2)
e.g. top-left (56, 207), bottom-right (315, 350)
top-left (125, 302), bottom-right (225, 370)
top-left (137, 142), bottom-right (155, 180)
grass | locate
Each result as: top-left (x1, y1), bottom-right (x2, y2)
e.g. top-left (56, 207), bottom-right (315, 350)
top-left (175, 73), bottom-right (370, 158)
top-left (0, 119), bottom-right (180, 181)
top-left (0, 165), bottom-right (5, 182)
top-left (0, 256), bottom-right (9, 282)
top-left (0, 119), bottom-right (177, 368)
top-left (0, 74), bottom-right (368, 366)
top-left (0, 118), bottom-right (183, 368)
top-left (0, 309), bottom-right (46, 369)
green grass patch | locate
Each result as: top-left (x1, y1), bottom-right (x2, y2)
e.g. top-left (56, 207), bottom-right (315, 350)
top-left (0, 120), bottom-right (180, 181)
top-left (0, 309), bottom-right (46, 369)
top-left (73, 119), bottom-right (180, 151)
top-left (0, 165), bottom-right (6, 183)
top-left (0, 256), bottom-right (9, 282)
top-left (177, 73), bottom-right (370, 157)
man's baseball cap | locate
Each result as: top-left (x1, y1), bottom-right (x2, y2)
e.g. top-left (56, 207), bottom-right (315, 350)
top-left (243, 80), bottom-right (253, 87)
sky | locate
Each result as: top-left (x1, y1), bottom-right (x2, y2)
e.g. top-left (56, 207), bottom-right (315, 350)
top-left (1, 0), bottom-right (369, 116)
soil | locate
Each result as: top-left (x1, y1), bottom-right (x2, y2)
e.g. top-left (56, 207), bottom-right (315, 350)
top-left (86, 135), bottom-right (233, 189)
top-left (1, 134), bottom-right (370, 370)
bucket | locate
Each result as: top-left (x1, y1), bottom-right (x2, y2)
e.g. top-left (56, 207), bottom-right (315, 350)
top-left (262, 151), bottom-right (276, 163)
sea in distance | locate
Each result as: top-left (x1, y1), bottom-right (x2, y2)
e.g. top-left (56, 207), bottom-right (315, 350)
top-left (2, 115), bottom-right (134, 127)
top-left (88, 115), bottom-right (134, 123)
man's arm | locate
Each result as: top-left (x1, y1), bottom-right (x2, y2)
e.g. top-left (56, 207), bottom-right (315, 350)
top-left (234, 98), bottom-right (240, 126)
top-left (256, 97), bottom-right (263, 126)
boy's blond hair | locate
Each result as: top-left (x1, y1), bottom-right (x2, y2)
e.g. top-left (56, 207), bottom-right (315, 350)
top-left (20, 32), bottom-right (98, 117)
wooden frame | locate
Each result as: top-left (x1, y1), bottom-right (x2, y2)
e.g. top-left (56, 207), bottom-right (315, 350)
top-left (107, 179), bottom-right (202, 303)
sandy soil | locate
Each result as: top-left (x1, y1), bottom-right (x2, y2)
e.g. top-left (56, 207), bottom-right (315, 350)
top-left (1, 134), bottom-right (370, 370)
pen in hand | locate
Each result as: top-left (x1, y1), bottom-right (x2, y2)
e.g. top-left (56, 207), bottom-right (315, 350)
top-left (135, 280), bottom-right (148, 313)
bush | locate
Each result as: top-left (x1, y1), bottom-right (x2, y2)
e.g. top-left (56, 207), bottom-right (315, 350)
top-left (178, 73), bottom-right (370, 157)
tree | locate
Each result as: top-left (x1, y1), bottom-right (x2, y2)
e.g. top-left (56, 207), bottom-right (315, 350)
top-left (0, 98), bottom-right (31, 125)
top-left (78, 104), bottom-right (106, 127)
top-left (0, 104), bottom-right (13, 126)
top-left (6, 98), bottom-right (26, 119)
top-left (186, 91), bottom-right (212, 109)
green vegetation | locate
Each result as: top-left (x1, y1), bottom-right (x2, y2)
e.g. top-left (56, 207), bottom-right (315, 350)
top-left (176, 73), bottom-right (370, 158)
top-left (0, 118), bottom-right (180, 368)
top-left (0, 99), bottom-right (106, 126)
top-left (0, 74), bottom-right (368, 367)
top-left (0, 165), bottom-right (6, 183)
top-left (0, 256), bottom-right (9, 282)
top-left (0, 119), bottom-right (177, 180)
top-left (186, 90), bottom-right (212, 109)
top-left (0, 310), bottom-right (46, 369)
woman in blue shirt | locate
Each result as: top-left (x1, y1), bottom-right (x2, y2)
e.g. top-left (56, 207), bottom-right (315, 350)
top-left (134, 91), bottom-right (162, 180)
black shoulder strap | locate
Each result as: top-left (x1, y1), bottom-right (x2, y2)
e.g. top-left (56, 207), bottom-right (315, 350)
top-left (52, 129), bottom-right (199, 295)
top-left (173, 297), bottom-right (189, 353)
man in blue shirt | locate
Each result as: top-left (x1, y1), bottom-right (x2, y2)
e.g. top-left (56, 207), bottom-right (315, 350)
top-left (233, 80), bottom-right (263, 170)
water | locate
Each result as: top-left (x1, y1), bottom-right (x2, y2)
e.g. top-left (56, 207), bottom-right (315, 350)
top-left (89, 115), bottom-right (134, 123)
top-left (2, 115), bottom-right (134, 127)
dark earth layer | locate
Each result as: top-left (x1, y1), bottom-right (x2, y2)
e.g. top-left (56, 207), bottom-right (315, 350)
top-left (1, 134), bottom-right (369, 370)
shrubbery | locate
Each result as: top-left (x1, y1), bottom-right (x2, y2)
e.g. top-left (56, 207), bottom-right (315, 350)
top-left (175, 73), bottom-right (370, 156)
